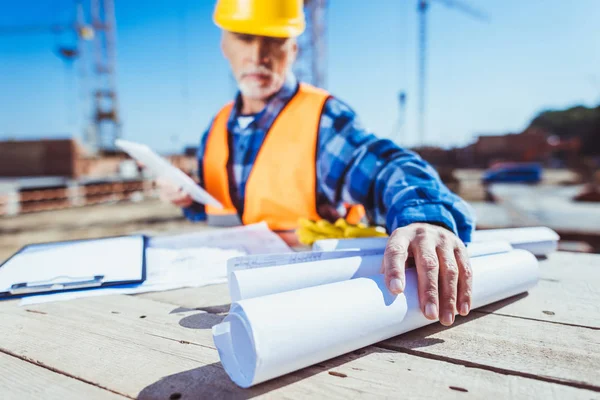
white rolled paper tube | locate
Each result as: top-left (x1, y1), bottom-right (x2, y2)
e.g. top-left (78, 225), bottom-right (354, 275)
top-left (229, 254), bottom-right (383, 302)
top-left (312, 237), bottom-right (388, 251)
top-left (229, 241), bottom-right (514, 302)
top-left (213, 249), bottom-right (539, 388)
top-left (314, 237), bottom-right (512, 256)
top-left (472, 227), bottom-right (559, 256)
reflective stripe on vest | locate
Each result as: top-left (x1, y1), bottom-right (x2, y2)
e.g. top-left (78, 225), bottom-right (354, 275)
top-left (203, 83), bottom-right (330, 231)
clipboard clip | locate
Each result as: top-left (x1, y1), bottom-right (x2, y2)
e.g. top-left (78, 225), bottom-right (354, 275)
top-left (9, 275), bottom-right (105, 295)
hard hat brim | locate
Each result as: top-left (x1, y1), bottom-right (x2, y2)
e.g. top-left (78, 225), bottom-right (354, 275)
top-left (214, 16), bottom-right (305, 38)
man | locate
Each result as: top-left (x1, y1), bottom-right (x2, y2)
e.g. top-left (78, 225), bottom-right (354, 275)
top-left (158, 0), bottom-right (476, 327)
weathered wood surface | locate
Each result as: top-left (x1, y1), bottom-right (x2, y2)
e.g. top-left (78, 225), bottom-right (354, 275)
top-left (381, 252), bottom-right (600, 390)
top-left (136, 283), bottom-right (230, 312)
top-left (1, 251), bottom-right (599, 398)
top-left (381, 310), bottom-right (600, 391)
top-left (477, 252), bottom-right (600, 328)
top-left (0, 352), bottom-right (126, 400)
top-left (0, 296), bottom-right (596, 400)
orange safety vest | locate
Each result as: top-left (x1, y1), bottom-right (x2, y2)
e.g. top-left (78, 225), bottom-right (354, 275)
top-left (203, 83), bottom-right (329, 231)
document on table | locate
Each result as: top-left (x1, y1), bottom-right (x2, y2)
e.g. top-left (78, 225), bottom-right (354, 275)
top-left (227, 240), bottom-right (516, 302)
top-left (471, 227), bottom-right (559, 256)
top-left (213, 249), bottom-right (540, 388)
top-left (19, 223), bottom-right (292, 306)
top-left (313, 227), bottom-right (558, 256)
top-left (1, 236), bottom-right (145, 296)
top-left (148, 222), bottom-right (291, 254)
top-left (227, 240), bottom-right (513, 298)
top-left (115, 139), bottom-right (223, 208)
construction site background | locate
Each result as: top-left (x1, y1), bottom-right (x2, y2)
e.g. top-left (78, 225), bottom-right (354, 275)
top-left (1, 1), bottom-right (599, 260)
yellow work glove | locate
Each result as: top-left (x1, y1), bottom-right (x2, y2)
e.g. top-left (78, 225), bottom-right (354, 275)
top-left (296, 218), bottom-right (388, 246)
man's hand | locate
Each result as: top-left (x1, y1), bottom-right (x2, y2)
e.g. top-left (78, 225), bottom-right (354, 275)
top-left (156, 177), bottom-right (194, 208)
top-left (381, 223), bottom-right (472, 327)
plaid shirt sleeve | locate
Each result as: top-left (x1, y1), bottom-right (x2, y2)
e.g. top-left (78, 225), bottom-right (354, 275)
top-left (316, 97), bottom-right (476, 243)
top-left (181, 123), bottom-right (211, 222)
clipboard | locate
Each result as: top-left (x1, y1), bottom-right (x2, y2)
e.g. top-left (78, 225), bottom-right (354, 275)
top-left (0, 235), bottom-right (147, 299)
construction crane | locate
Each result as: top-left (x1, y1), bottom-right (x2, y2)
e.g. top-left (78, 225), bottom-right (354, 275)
top-left (0, 0), bottom-right (119, 154)
top-left (417, 0), bottom-right (489, 146)
top-left (295, 0), bottom-right (328, 88)
top-left (89, 0), bottom-right (120, 153)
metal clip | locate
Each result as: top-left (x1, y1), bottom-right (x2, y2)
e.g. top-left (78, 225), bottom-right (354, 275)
top-left (9, 275), bottom-right (105, 295)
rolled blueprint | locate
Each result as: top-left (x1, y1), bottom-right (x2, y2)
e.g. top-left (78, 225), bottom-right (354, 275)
top-left (471, 227), bottom-right (559, 256)
top-left (213, 249), bottom-right (539, 388)
top-left (229, 240), bottom-right (513, 302)
top-left (313, 227), bottom-right (559, 256)
top-left (313, 237), bottom-right (513, 255)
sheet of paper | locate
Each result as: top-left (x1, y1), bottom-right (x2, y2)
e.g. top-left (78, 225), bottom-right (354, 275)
top-left (1, 236), bottom-right (144, 293)
top-left (148, 222), bottom-right (291, 254)
top-left (226, 248), bottom-right (384, 276)
top-left (18, 224), bottom-right (290, 306)
top-left (313, 237), bottom-right (513, 255)
top-left (229, 254), bottom-right (381, 302)
top-left (471, 227), bottom-right (559, 256)
top-left (19, 246), bottom-right (243, 306)
top-left (213, 249), bottom-right (539, 388)
top-left (314, 227), bottom-right (558, 256)
top-left (115, 139), bottom-right (222, 208)
top-left (228, 241), bottom-right (514, 302)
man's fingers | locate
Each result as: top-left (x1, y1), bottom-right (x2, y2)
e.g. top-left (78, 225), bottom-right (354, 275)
top-left (173, 196), bottom-right (193, 208)
top-left (437, 242), bottom-right (459, 326)
top-left (414, 238), bottom-right (440, 320)
top-left (455, 244), bottom-right (473, 317)
top-left (383, 233), bottom-right (411, 294)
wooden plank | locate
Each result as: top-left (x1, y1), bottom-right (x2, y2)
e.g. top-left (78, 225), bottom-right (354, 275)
top-left (478, 278), bottom-right (600, 328)
top-left (478, 252), bottom-right (600, 328)
top-left (381, 311), bottom-right (600, 391)
top-left (538, 253), bottom-right (600, 283)
top-left (136, 283), bottom-right (230, 312)
top-left (0, 352), bottom-right (126, 400)
top-left (137, 346), bottom-right (598, 400)
top-left (1, 295), bottom-right (595, 399)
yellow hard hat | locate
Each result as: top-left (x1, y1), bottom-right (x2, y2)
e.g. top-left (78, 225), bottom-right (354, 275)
top-left (213, 0), bottom-right (306, 38)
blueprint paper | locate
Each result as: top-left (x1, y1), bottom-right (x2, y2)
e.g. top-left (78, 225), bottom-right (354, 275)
top-left (213, 249), bottom-right (539, 388)
top-left (1, 236), bottom-right (144, 293)
top-left (149, 222), bottom-right (291, 254)
top-left (19, 247), bottom-right (243, 305)
top-left (115, 139), bottom-right (223, 208)
top-left (311, 237), bottom-right (388, 252)
top-left (229, 254), bottom-right (382, 302)
top-left (312, 237), bottom-right (512, 256)
top-left (471, 227), bottom-right (559, 256)
top-left (314, 227), bottom-right (558, 256)
top-left (18, 224), bottom-right (290, 306)
top-left (229, 241), bottom-right (513, 302)
top-left (226, 248), bottom-right (384, 276)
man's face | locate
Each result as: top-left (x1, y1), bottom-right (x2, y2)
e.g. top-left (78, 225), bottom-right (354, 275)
top-left (221, 31), bottom-right (298, 100)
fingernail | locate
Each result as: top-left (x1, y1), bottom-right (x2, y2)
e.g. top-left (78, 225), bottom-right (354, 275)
top-left (460, 303), bottom-right (470, 316)
top-left (389, 278), bottom-right (403, 293)
top-left (442, 312), bottom-right (454, 326)
top-left (425, 302), bottom-right (438, 319)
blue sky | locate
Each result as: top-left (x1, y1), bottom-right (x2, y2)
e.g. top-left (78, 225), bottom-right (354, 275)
top-left (1, 0), bottom-right (599, 153)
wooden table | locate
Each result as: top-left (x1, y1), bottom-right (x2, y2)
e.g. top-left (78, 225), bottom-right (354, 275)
top-left (1, 251), bottom-right (599, 399)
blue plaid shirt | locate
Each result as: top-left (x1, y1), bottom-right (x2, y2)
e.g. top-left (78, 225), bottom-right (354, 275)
top-left (184, 75), bottom-right (475, 243)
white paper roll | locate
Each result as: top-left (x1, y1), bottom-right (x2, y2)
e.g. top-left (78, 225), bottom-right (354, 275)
top-left (213, 249), bottom-right (539, 388)
top-left (229, 241), bottom-right (514, 302)
top-left (229, 254), bottom-right (382, 302)
top-left (314, 227), bottom-right (559, 256)
top-left (471, 227), bottom-right (559, 256)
